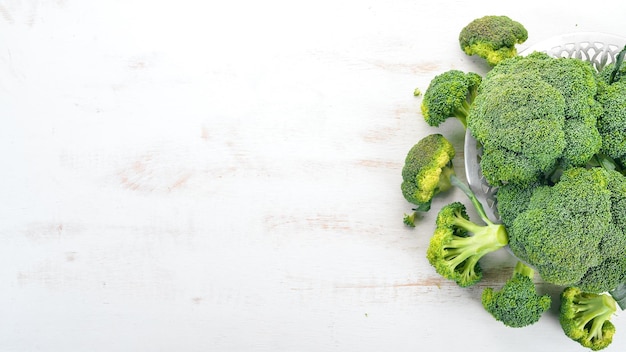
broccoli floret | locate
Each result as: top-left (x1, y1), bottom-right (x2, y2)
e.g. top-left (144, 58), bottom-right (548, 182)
top-left (401, 134), bottom-right (456, 217)
top-left (481, 261), bottom-right (551, 327)
top-left (458, 15), bottom-right (528, 66)
top-left (468, 52), bottom-right (604, 186)
top-left (560, 116), bottom-right (603, 168)
top-left (468, 72), bottom-right (566, 186)
top-left (596, 81), bottom-right (626, 164)
top-left (577, 256), bottom-right (626, 295)
top-left (560, 287), bottom-right (617, 351)
top-left (576, 169), bottom-right (626, 293)
top-left (420, 70), bottom-right (481, 128)
top-left (426, 176), bottom-right (508, 287)
top-left (493, 52), bottom-right (601, 121)
top-left (495, 181), bottom-right (544, 228)
top-left (507, 168), bottom-right (614, 286)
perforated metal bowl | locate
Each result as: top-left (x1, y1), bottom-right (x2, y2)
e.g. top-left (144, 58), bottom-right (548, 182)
top-left (464, 32), bottom-right (626, 222)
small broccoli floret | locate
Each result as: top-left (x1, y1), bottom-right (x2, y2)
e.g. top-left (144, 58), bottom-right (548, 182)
top-left (403, 212), bottom-right (418, 227)
top-left (508, 168), bottom-right (613, 286)
top-left (458, 15), bottom-right (528, 66)
top-left (560, 287), bottom-right (617, 351)
top-left (420, 70), bottom-right (481, 128)
top-left (481, 261), bottom-right (551, 328)
top-left (401, 134), bottom-right (456, 216)
top-left (426, 177), bottom-right (508, 287)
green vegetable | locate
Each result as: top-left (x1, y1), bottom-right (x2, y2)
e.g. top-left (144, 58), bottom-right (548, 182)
top-left (560, 287), bottom-right (617, 351)
top-left (420, 70), bottom-right (481, 128)
top-left (468, 72), bottom-right (566, 186)
top-left (458, 15), bottom-right (528, 66)
top-left (596, 70), bottom-right (626, 170)
top-left (506, 167), bottom-right (618, 287)
top-left (481, 261), bottom-right (551, 327)
top-left (400, 134), bottom-right (456, 220)
top-left (468, 52), bottom-right (602, 186)
top-left (426, 176), bottom-right (508, 287)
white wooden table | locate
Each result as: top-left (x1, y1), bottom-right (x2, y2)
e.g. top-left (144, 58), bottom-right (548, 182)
top-left (1, 1), bottom-right (625, 351)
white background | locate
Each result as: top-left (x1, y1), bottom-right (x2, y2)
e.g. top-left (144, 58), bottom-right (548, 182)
top-left (1, 1), bottom-right (625, 351)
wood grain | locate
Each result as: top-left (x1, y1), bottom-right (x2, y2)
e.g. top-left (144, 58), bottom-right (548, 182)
top-left (1, 1), bottom-right (625, 351)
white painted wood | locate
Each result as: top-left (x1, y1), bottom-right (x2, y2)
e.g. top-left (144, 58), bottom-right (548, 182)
top-left (0, 1), bottom-right (624, 351)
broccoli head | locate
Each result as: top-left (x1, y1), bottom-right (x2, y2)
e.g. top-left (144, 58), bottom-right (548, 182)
top-left (468, 52), bottom-right (603, 186)
top-left (560, 287), bottom-right (617, 351)
top-left (468, 72), bottom-right (566, 186)
top-left (481, 261), bottom-right (551, 328)
top-left (401, 134), bottom-right (456, 218)
top-left (420, 70), bottom-right (481, 128)
top-left (426, 200), bottom-right (508, 287)
top-left (507, 167), bottom-right (614, 286)
top-left (458, 15), bottom-right (528, 66)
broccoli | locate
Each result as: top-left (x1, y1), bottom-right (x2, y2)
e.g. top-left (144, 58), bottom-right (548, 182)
top-left (481, 261), bottom-right (551, 328)
top-left (426, 176), bottom-right (508, 287)
top-left (468, 52), bottom-right (603, 186)
top-left (575, 168), bottom-right (626, 293)
top-left (401, 134), bottom-right (456, 223)
top-left (468, 72), bottom-right (566, 186)
top-left (596, 76), bottom-right (626, 170)
top-left (420, 70), bottom-right (481, 128)
top-left (458, 15), bottom-right (528, 66)
top-left (560, 287), bottom-right (617, 351)
top-left (494, 181), bottom-right (543, 228)
top-left (506, 167), bottom-right (617, 286)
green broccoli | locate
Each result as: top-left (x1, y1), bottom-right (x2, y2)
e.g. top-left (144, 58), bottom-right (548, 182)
top-left (596, 78), bottom-right (626, 170)
top-left (401, 134), bottom-right (456, 224)
top-left (483, 52), bottom-right (602, 167)
top-left (507, 167), bottom-right (615, 286)
top-left (468, 52), bottom-right (603, 186)
top-left (494, 181), bottom-right (543, 228)
top-left (481, 261), bottom-right (551, 327)
top-left (560, 287), bottom-right (617, 351)
top-left (426, 176), bottom-right (508, 287)
top-left (575, 168), bottom-right (626, 293)
top-left (458, 15), bottom-right (528, 66)
top-left (420, 70), bottom-right (481, 128)
top-left (468, 72), bottom-right (566, 186)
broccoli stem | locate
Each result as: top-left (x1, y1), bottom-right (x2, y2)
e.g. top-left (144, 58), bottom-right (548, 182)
top-left (572, 294), bottom-right (617, 343)
top-left (450, 174), bottom-right (494, 225)
top-left (455, 101), bottom-right (470, 128)
top-left (514, 260), bottom-right (535, 279)
top-left (609, 44), bottom-right (626, 84)
top-left (443, 214), bottom-right (509, 268)
top-left (609, 282), bottom-right (626, 311)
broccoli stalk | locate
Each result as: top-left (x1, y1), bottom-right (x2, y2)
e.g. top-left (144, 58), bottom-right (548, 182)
top-left (560, 287), bottom-right (617, 351)
top-left (609, 282), bottom-right (626, 311)
top-left (481, 261), bottom-right (551, 327)
top-left (426, 175), bottom-right (508, 287)
top-left (608, 44), bottom-right (626, 84)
